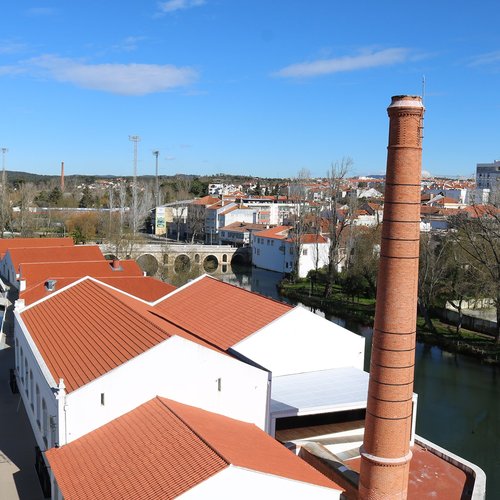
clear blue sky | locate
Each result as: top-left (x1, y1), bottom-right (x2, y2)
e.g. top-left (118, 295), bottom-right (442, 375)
top-left (1, 1), bottom-right (499, 179)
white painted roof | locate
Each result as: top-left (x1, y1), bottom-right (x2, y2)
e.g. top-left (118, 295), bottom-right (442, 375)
top-left (270, 367), bottom-right (369, 418)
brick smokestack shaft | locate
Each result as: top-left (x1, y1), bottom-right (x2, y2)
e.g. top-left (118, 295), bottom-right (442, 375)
top-left (60, 161), bottom-right (65, 192)
top-left (359, 95), bottom-right (424, 499)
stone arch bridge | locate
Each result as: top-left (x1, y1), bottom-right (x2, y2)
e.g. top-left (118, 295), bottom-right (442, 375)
top-left (99, 242), bottom-right (249, 276)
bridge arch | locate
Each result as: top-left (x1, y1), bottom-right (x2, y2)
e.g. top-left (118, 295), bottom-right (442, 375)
top-left (174, 254), bottom-right (191, 273)
top-left (203, 255), bottom-right (219, 273)
top-left (136, 254), bottom-right (159, 276)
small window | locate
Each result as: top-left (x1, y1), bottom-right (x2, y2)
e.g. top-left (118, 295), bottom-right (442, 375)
top-left (101, 393), bottom-right (105, 406)
top-left (36, 385), bottom-right (41, 428)
top-left (285, 262), bottom-right (289, 269)
top-left (303, 248), bottom-right (308, 256)
top-left (257, 249), bottom-right (260, 256)
top-left (42, 399), bottom-right (48, 447)
top-left (271, 240), bottom-right (274, 246)
top-left (30, 370), bottom-right (34, 409)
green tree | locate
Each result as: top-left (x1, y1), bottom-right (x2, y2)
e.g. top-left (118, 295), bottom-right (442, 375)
top-left (79, 186), bottom-right (95, 208)
top-left (449, 206), bottom-right (500, 343)
top-left (190, 178), bottom-right (207, 197)
top-left (48, 187), bottom-right (63, 206)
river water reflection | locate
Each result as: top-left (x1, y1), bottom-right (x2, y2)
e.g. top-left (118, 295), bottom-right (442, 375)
top-left (165, 264), bottom-right (499, 498)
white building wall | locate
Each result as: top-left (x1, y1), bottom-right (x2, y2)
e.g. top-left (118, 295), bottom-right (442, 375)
top-left (0, 253), bottom-right (18, 286)
top-left (293, 241), bottom-right (329, 278)
top-left (252, 236), bottom-right (287, 273)
top-left (252, 238), bottom-right (329, 277)
top-left (63, 335), bottom-right (269, 443)
top-left (14, 316), bottom-right (60, 451)
top-left (219, 208), bottom-right (257, 228)
top-left (233, 307), bottom-right (365, 376)
top-left (179, 465), bottom-right (340, 499)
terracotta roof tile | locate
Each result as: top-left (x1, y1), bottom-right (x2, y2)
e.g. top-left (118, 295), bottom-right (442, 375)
top-left (20, 275), bottom-right (176, 306)
top-left (19, 260), bottom-right (143, 289)
top-left (97, 276), bottom-right (176, 301)
top-left (45, 397), bottom-right (228, 500)
top-left (7, 245), bottom-right (104, 270)
top-left (0, 236), bottom-right (73, 255)
top-left (253, 225), bottom-right (291, 239)
top-left (191, 195), bottom-right (219, 206)
top-left (164, 398), bottom-right (339, 490)
top-left (154, 276), bottom-right (292, 350)
top-left (46, 397), bottom-right (338, 500)
top-left (219, 222), bottom-right (269, 233)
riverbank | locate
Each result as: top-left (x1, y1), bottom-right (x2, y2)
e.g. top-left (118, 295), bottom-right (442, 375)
top-left (279, 280), bottom-right (500, 365)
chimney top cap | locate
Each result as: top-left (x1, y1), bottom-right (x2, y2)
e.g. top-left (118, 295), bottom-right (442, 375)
top-left (388, 95), bottom-right (423, 109)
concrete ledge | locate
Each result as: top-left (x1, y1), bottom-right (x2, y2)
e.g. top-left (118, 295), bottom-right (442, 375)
top-left (415, 435), bottom-right (486, 500)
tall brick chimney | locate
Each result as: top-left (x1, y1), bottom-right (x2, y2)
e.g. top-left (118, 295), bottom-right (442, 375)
top-left (359, 95), bottom-right (424, 499)
top-left (60, 161), bottom-right (65, 192)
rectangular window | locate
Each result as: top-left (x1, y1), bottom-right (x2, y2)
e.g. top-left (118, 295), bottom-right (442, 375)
top-left (36, 385), bottom-right (41, 429)
top-left (271, 240), bottom-right (274, 246)
top-left (30, 371), bottom-right (34, 410)
top-left (257, 249), bottom-right (260, 256)
top-left (303, 248), bottom-right (308, 256)
top-left (267, 240), bottom-right (270, 245)
top-left (101, 393), bottom-right (105, 406)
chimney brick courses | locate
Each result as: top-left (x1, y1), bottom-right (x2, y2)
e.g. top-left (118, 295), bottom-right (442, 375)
top-left (359, 95), bottom-right (424, 500)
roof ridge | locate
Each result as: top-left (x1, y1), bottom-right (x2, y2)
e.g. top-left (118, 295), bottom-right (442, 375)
top-left (203, 275), bottom-right (293, 310)
top-left (146, 308), bottom-right (226, 353)
top-left (155, 398), bottom-right (231, 466)
top-left (81, 279), bottom-right (173, 337)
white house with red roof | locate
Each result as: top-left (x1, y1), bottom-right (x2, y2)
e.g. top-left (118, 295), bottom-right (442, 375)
top-left (252, 225), bottom-right (329, 277)
top-left (45, 397), bottom-right (342, 499)
top-left (14, 277), bottom-right (271, 451)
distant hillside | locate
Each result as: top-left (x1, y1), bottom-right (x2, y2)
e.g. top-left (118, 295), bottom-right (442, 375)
top-left (4, 170), bottom-right (291, 186)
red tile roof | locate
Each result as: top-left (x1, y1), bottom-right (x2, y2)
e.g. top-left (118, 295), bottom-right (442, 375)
top-left (7, 245), bottom-right (104, 270)
top-left (46, 397), bottom-right (227, 500)
top-left (154, 276), bottom-right (292, 350)
top-left (163, 398), bottom-right (338, 489)
top-left (219, 222), bottom-right (269, 233)
top-left (19, 260), bottom-right (143, 289)
top-left (254, 225), bottom-right (291, 239)
top-left (0, 237), bottom-right (73, 259)
top-left (20, 275), bottom-right (176, 306)
top-left (20, 279), bottom-right (190, 392)
top-left (288, 234), bottom-right (328, 244)
top-left (97, 276), bottom-right (175, 301)
top-left (46, 397), bottom-right (338, 500)
top-left (191, 195), bottom-right (219, 206)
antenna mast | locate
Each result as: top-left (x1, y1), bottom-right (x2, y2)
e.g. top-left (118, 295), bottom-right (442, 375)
top-left (1, 148), bottom-right (7, 189)
top-left (153, 150), bottom-right (160, 207)
top-left (129, 135), bottom-right (141, 234)
top-left (1, 148), bottom-right (8, 237)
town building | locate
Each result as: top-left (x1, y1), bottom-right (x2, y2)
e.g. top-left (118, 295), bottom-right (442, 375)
top-left (252, 225), bottom-right (329, 277)
top-left (218, 222), bottom-right (269, 246)
top-left (476, 160), bottom-right (500, 192)
top-left (45, 397), bottom-right (341, 499)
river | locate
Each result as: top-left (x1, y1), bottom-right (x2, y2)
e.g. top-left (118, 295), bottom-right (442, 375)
top-left (164, 263), bottom-right (500, 498)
